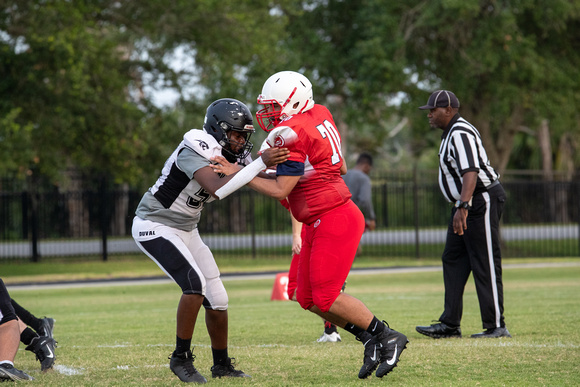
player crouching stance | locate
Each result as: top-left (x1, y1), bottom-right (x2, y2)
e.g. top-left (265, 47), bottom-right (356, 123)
top-left (132, 98), bottom-right (289, 383)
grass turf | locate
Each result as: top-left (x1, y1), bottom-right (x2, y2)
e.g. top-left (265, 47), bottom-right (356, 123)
top-left (6, 260), bottom-right (580, 386)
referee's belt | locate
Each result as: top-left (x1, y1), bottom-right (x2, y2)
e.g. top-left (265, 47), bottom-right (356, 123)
top-left (474, 180), bottom-right (500, 195)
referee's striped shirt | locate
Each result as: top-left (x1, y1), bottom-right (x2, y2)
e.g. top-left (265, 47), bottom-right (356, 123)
top-left (438, 114), bottom-right (499, 202)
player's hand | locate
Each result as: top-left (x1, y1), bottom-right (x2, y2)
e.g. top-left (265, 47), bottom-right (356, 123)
top-left (292, 236), bottom-right (302, 255)
top-left (261, 147), bottom-right (290, 167)
top-left (210, 156), bottom-right (242, 176)
top-left (365, 219), bottom-right (376, 231)
top-left (453, 208), bottom-right (468, 235)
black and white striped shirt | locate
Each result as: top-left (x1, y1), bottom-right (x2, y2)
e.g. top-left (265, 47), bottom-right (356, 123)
top-left (438, 115), bottom-right (499, 202)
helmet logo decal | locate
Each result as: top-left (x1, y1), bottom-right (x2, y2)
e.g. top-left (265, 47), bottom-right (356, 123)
top-left (274, 135), bottom-right (285, 147)
top-left (195, 140), bottom-right (209, 150)
top-left (283, 87), bottom-right (298, 112)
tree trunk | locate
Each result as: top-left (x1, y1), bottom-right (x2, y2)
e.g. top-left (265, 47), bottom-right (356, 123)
top-left (537, 119), bottom-right (553, 181)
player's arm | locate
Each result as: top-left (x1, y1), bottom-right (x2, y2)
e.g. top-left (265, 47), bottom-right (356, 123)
top-left (247, 174), bottom-right (300, 201)
top-left (340, 162), bottom-right (347, 175)
top-left (210, 155), bottom-right (277, 179)
top-left (195, 147), bottom-right (289, 199)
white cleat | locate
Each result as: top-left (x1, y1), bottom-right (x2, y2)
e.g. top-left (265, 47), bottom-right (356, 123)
top-left (317, 332), bottom-right (342, 342)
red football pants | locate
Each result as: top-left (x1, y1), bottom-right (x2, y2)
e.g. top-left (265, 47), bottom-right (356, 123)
top-left (295, 200), bottom-right (365, 313)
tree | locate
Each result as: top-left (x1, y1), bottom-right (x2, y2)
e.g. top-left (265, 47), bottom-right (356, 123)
top-left (402, 0), bottom-right (580, 175)
top-left (0, 0), bottom-right (292, 187)
top-left (275, 0), bottom-right (580, 175)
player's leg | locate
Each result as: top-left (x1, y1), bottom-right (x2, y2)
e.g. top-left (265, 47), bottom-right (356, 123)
top-left (18, 319), bottom-right (56, 371)
top-left (0, 279), bottom-right (34, 381)
top-left (10, 299), bottom-right (55, 340)
top-left (306, 201), bottom-right (408, 378)
top-left (186, 229), bottom-right (250, 379)
top-left (132, 218), bottom-right (207, 383)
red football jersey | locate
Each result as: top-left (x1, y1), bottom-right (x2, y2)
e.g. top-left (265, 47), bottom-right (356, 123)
top-left (265, 104), bottom-right (351, 224)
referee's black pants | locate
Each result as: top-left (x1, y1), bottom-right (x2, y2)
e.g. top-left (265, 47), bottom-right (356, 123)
top-left (439, 183), bottom-right (507, 330)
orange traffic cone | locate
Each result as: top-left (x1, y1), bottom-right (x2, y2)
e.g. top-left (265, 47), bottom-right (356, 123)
top-left (270, 272), bottom-right (289, 301)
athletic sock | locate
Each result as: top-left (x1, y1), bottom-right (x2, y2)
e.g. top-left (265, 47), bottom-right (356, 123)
top-left (324, 321), bottom-right (337, 334)
top-left (20, 327), bottom-right (39, 346)
top-left (175, 336), bottom-right (191, 355)
top-left (366, 316), bottom-right (385, 336)
top-left (344, 323), bottom-right (372, 342)
top-left (11, 299), bottom-right (42, 333)
top-left (212, 347), bottom-right (228, 366)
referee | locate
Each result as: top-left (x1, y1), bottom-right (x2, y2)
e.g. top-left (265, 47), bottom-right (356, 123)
top-left (415, 90), bottom-right (511, 339)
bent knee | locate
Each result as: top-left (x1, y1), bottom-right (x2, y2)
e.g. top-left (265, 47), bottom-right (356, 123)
top-left (203, 277), bottom-right (228, 310)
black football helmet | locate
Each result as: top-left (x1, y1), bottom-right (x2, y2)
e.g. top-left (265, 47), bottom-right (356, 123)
top-left (203, 98), bottom-right (255, 163)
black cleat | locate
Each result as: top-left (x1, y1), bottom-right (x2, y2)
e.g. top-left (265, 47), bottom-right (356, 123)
top-left (25, 336), bottom-right (57, 371)
top-left (39, 317), bottom-right (55, 339)
top-left (471, 327), bottom-right (511, 338)
top-left (416, 321), bottom-right (461, 339)
top-left (357, 332), bottom-right (381, 379)
top-left (169, 350), bottom-right (207, 384)
top-left (375, 322), bottom-right (409, 378)
top-left (211, 357), bottom-right (251, 378)
top-left (0, 363), bottom-right (34, 381)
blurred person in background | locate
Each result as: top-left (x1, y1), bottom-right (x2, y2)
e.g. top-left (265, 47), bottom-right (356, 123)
top-left (343, 152), bottom-right (376, 256)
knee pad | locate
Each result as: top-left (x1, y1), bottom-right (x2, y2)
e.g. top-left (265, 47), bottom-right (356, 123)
top-left (203, 277), bottom-right (228, 311)
top-left (180, 267), bottom-right (206, 296)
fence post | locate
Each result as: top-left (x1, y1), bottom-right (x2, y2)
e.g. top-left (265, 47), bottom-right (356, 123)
top-left (29, 191), bottom-right (40, 262)
top-left (413, 164), bottom-right (420, 259)
top-left (381, 183), bottom-right (388, 228)
top-left (100, 177), bottom-right (108, 261)
top-left (21, 192), bottom-right (28, 239)
top-left (577, 181), bottom-right (580, 256)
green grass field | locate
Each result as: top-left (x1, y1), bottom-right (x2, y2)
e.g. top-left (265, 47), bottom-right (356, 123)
top-left (5, 258), bottom-right (580, 386)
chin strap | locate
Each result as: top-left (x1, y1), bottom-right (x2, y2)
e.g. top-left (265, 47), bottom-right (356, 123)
top-left (214, 157), bottom-right (267, 200)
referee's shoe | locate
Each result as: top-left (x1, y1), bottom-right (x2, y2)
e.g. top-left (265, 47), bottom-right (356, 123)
top-left (416, 321), bottom-right (461, 339)
top-left (471, 327), bottom-right (511, 338)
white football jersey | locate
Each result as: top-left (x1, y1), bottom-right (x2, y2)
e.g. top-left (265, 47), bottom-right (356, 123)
top-left (135, 129), bottom-right (252, 231)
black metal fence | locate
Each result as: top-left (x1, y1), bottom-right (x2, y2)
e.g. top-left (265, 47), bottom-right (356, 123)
top-left (1, 171), bottom-right (579, 262)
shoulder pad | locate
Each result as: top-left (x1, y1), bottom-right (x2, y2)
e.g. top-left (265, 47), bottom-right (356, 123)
top-left (266, 125), bottom-right (298, 148)
top-left (183, 129), bottom-right (222, 160)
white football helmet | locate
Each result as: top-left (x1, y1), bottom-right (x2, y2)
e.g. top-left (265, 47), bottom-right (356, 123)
top-left (256, 71), bottom-right (315, 132)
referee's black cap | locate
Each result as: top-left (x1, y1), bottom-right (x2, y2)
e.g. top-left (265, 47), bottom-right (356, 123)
top-left (418, 90), bottom-right (460, 110)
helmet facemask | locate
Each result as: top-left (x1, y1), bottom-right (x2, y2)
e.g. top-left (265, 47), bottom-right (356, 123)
top-left (221, 125), bottom-right (254, 163)
top-left (256, 101), bottom-right (283, 132)
top-left (203, 98), bottom-right (255, 162)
